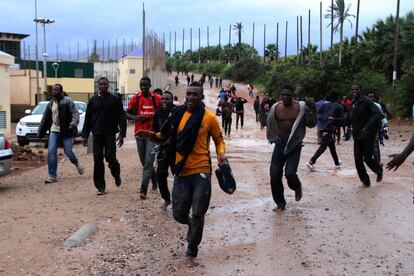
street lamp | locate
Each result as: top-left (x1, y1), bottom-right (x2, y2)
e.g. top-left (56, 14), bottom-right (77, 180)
top-left (34, 18), bottom-right (55, 96)
top-left (52, 62), bottom-right (59, 78)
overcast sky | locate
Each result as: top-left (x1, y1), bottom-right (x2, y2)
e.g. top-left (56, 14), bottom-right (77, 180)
top-left (2, 0), bottom-right (413, 59)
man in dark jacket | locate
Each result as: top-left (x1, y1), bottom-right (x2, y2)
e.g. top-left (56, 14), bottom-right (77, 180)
top-left (82, 77), bottom-right (127, 195)
top-left (306, 93), bottom-right (344, 170)
top-left (231, 96), bottom-right (248, 129)
top-left (38, 84), bottom-right (83, 183)
top-left (152, 91), bottom-right (176, 210)
top-left (349, 84), bottom-right (383, 187)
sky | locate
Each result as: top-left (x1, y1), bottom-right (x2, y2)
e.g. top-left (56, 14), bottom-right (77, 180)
top-left (1, 0), bottom-right (413, 59)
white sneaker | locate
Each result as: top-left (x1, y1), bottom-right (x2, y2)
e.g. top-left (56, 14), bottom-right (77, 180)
top-left (306, 162), bottom-right (315, 171)
top-left (76, 163), bottom-right (84, 175)
top-left (335, 160), bottom-right (342, 169)
top-left (45, 176), bottom-right (57, 184)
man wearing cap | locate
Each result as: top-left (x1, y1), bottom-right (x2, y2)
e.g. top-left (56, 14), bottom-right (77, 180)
top-left (137, 82), bottom-right (227, 267)
top-left (126, 77), bottom-right (161, 199)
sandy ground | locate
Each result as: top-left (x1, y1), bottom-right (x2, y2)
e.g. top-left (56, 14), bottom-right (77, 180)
top-left (0, 75), bottom-right (413, 276)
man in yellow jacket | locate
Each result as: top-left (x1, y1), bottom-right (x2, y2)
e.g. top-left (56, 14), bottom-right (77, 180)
top-left (137, 82), bottom-right (227, 267)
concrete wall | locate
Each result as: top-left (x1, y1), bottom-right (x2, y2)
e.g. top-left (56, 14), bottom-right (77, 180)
top-left (118, 56), bottom-right (143, 94)
top-left (0, 51), bottom-right (14, 137)
top-left (148, 66), bottom-right (168, 90)
top-left (10, 69), bottom-right (94, 105)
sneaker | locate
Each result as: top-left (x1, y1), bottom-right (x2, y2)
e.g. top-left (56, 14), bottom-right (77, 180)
top-left (272, 204), bottom-right (286, 212)
top-left (335, 160), bottom-right (342, 169)
top-left (115, 176), bottom-right (122, 187)
top-left (45, 176), bottom-right (57, 184)
top-left (186, 256), bottom-right (199, 267)
top-left (97, 190), bottom-right (106, 196)
top-left (139, 193), bottom-right (146, 200)
top-left (376, 167), bottom-right (383, 182)
top-left (306, 161), bottom-right (315, 171)
top-left (76, 163), bottom-right (84, 175)
top-left (295, 189), bottom-right (303, 202)
top-left (161, 201), bottom-right (171, 211)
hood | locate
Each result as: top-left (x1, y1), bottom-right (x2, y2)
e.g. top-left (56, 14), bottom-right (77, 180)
top-left (19, 114), bottom-right (43, 124)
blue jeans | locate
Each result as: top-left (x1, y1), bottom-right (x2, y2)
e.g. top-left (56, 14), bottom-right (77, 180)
top-left (136, 138), bottom-right (157, 194)
top-left (172, 173), bottom-right (212, 257)
top-left (48, 131), bottom-right (78, 178)
top-left (270, 134), bottom-right (302, 207)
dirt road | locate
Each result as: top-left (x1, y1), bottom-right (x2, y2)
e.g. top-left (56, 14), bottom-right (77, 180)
top-left (0, 75), bottom-right (413, 275)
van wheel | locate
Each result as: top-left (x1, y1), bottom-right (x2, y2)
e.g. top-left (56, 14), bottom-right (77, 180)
top-left (17, 136), bottom-right (29, 147)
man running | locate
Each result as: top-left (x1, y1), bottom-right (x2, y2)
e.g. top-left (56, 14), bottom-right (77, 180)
top-left (82, 77), bottom-right (126, 195)
top-left (126, 77), bottom-right (161, 199)
top-left (231, 96), bottom-right (247, 130)
top-left (152, 91), bottom-right (176, 210)
top-left (254, 95), bottom-right (260, 123)
top-left (175, 75), bottom-right (179, 86)
top-left (38, 84), bottom-right (84, 183)
top-left (267, 85), bottom-right (316, 211)
top-left (222, 100), bottom-right (234, 137)
top-left (306, 93), bottom-right (344, 171)
top-left (137, 82), bottom-right (227, 267)
top-left (349, 84), bottom-right (383, 187)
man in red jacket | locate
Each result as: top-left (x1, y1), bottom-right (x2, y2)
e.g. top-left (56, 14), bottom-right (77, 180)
top-left (126, 77), bottom-right (161, 199)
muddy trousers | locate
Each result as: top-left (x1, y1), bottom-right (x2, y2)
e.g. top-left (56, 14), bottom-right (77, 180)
top-left (224, 118), bottom-right (232, 135)
top-left (172, 174), bottom-right (211, 257)
top-left (270, 138), bottom-right (302, 207)
top-left (354, 136), bottom-right (383, 185)
top-left (93, 134), bottom-right (121, 192)
top-left (156, 156), bottom-right (171, 203)
top-left (310, 132), bottom-right (340, 165)
top-left (255, 110), bottom-right (260, 122)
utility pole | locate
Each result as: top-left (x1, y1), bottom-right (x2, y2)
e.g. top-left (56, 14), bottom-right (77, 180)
top-left (142, 2), bottom-right (145, 76)
top-left (263, 24), bottom-right (266, 64)
top-left (198, 27), bottom-right (201, 63)
top-left (169, 32), bottom-right (171, 56)
top-left (218, 26), bottom-right (221, 61)
top-left (330, 0), bottom-right (334, 52)
top-left (182, 28), bottom-right (185, 57)
top-left (300, 16), bottom-right (303, 63)
top-left (174, 31), bottom-right (176, 54)
top-left (354, 0), bottom-right (361, 58)
top-left (308, 9), bottom-right (311, 62)
top-left (284, 21), bottom-right (288, 62)
top-left (320, 2), bottom-right (323, 67)
top-left (34, 0), bottom-right (40, 103)
top-left (276, 22), bottom-right (279, 62)
top-left (252, 22), bottom-right (255, 50)
top-left (207, 26), bottom-right (210, 62)
top-left (392, 0), bottom-right (401, 108)
top-left (190, 28), bottom-right (192, 62)
top-left (296, 16), bottom-right (299, 63)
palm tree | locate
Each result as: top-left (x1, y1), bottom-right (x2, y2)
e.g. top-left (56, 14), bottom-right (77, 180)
top-left (325, 0), bottom-right (354, 65)
top-left (233, 22), bottom-right (243, 60)
top-left (264, 43), bottom-right (280, 63)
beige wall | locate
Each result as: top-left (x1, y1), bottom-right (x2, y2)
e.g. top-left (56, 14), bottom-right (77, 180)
top-left (0, 51), bottom-right (14, 137)
top-left (118, 56), bottom-right (143, 94)
top-left (118, 56), bottom-right (168, 94)
top-left (10, 69), bottom-right (94, 106)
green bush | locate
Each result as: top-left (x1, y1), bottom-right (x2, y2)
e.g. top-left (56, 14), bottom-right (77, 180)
top-left (396, 63), bottom-right (414, 117)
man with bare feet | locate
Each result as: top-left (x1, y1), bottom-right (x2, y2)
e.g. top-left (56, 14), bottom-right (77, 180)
top-left (267, 85), bottom-right (316, 211)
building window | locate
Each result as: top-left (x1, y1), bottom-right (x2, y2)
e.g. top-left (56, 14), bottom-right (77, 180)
top-left (0, 111), bottom-right (6, 129)
top-left (74, 69), bottom-right (83, 78)
top-left (130, 69), bottom-right (136, 74)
